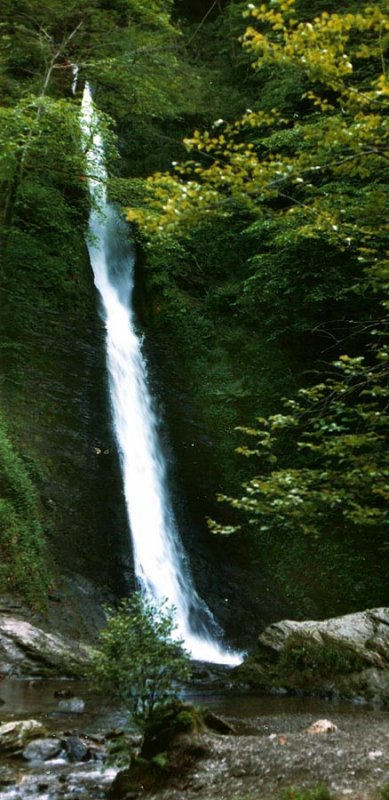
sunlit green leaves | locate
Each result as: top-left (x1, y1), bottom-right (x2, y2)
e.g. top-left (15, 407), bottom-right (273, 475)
top-left (126, 0), bottom-right (389, 288)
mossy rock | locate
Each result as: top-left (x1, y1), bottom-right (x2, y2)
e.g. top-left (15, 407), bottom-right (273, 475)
top-left (278, 632), bottom-right (367, 677)
top-left (107, 702), bottom-right (227, 798)
top-left (233, 609), bottom-right (389, 703)
top-left (107, 733), bottom-right (210, 798)
top-left (141, 701), bottom-right (206, 759)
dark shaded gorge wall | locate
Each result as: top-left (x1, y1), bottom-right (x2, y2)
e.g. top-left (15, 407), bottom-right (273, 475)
top-left (135, 276), bottom-right (290, 647)
top-left (1, 216), bottom-right (288, 647)
top-left (1, 241), bottom-right (132, 604)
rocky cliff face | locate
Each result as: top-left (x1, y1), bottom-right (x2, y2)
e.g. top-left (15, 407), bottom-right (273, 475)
top-left (2, 236), bottom-right (285, 648)
top-left (1, 244), bottom-right (132, 608)
top-left (0, 612), bottom-right (93, 678)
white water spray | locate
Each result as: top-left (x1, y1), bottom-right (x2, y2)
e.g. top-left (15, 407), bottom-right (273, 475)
top-left (71, 64), bottom-right (79, 95)
top-left (81, 85), bottom-right (242, 665)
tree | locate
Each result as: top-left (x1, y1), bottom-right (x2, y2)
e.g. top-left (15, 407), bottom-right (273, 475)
top-left (126, 0), bottom-right (389, 613)
top-left (209, 331), bottom-right (388, 612)
top-left (211, 338), bottom-right (388, 535)
top-left (127, 0), bottom-right (388, 320)
top-left (0, 0), bottom-right (189, 335)
top-left (91, 594), bottom-right (191, 726)
top-left (0, 0), bottom-right (181, 232)
top-left (127, 0), bottom-right (388, 237)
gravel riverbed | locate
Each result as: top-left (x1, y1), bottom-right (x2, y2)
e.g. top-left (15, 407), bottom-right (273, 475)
top-left (0, 682), bottom-right (388, 800)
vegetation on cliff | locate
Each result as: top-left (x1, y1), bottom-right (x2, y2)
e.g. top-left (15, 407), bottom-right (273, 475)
top-left (0, 414), bottom-right (50, 604)
top-left (126, 0), bottom-right (389, 615)
top-left (0, 0), bottom-right (203, 602)
top-left (0, 0), bottom-right (387, 618)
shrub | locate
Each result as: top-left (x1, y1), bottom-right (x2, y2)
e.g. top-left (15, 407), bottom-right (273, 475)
top-left (91, 593), bottom-right (191, 727)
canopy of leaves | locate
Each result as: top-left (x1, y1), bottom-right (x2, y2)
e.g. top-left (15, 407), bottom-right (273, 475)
top-left (126, 1), bottom-right (389, 613)
top-left (214, 343), bottom-right (388, 538)
top-left (127, 0), bottom-right (388, 298)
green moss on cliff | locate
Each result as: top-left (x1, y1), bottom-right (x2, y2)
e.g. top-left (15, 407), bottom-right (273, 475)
top-left (0, 413), bottom-right (51, 605)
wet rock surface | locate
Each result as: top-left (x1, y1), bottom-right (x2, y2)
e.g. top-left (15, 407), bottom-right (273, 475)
top-left (0, 720), bottom-right (48, 754)
top-left (57, 697), bottom-right (86, 714)
top-left (23, 737), bottom-right (62, 761)
top-left (0, 614), bottom-right (94, 678)
top-left (0, 762), bottom-right (118, 800)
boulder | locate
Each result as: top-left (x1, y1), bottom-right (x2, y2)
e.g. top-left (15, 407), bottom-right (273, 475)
top-left (57, 697), bottom-right (85, 713)
top-left (233, 607), bottom-right (389, 704)
top-left (306, 719), bottom-right (338, 734)
top-left (0, 720), bottom-right (48, 754)
top-left (23, 737), bottom-right (62, 761)
top-left (63, 735), bottom-right (91, 762)
top-left (202, 709), bottom-right (235, 735)
top-left (0, 614), bottom-right (94, 677)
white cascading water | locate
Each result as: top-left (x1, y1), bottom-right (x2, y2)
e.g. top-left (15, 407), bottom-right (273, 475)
top-left (81, 84), bottom-right (242, 665)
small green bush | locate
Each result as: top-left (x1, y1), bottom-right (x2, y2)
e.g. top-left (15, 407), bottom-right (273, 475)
top-left (91, 593), bottom-right (191, 727)
top-left (377, 783), bottom-right (389, 800)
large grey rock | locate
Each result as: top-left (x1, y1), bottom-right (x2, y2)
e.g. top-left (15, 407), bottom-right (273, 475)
top-left (258, 608), bottom-right (389, 665)
top-left (0, 720), bottom-right (48, 754)
top-left (0, 614), bottom-right (94, 677)
top-left (234, 607), bottom-right (389, 704)
top-left (23, 737), bottom-right (62, 761)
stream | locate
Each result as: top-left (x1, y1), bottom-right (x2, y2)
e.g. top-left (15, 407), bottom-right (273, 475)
top-left (1, 679), bottom-right (388, 800)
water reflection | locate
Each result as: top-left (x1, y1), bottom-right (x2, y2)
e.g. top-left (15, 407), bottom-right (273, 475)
top-left (1, 679), bottom-right (386, 731)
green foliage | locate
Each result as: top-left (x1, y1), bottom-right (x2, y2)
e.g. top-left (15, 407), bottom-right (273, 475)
top-left (90, 594), bottom-right (191, 726)
top-left (2, 0), bottom-right (388, 623)
top-left (233, 787), bottom-right (334, 800)
top-left (377, 783), bottom-right (389, 800)
top-left (128, 1), bottom-right (388, 334)
top-left (0, 413), bottom-right (51, 605)
top-left (221, 346), bottom-right (389, 536)
top-left (0, 0), bottom-right (201, 342)
top-left (280, 786), bottom-right (333, 800)
top-left (126, 0), bottom-right (389, 615)
top-left (224, 345), bottom-right (388, 539)
top-left (212, 335), bottom-right (388, 612)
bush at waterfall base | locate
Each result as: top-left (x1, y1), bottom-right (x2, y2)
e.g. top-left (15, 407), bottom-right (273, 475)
top-left (90, 594), bottom-right (191, 726)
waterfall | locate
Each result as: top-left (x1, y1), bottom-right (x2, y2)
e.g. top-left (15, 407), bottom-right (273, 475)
top-left (81, 84), bottom-right (242, 665)
top-left (71, 64), bottom-right (79, 95)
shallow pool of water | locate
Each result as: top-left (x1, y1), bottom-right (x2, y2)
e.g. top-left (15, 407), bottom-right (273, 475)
top-left (0, 678), bottom-right (383, 730)
top-left (1, 679), bottom-right (388, 800)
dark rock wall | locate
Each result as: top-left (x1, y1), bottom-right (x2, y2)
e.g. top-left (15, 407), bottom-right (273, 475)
top-left (1, 249), bottom-right (132, 602)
